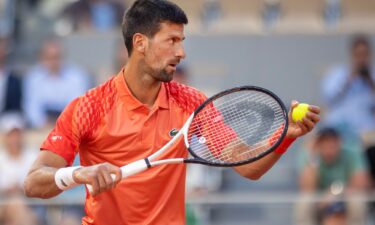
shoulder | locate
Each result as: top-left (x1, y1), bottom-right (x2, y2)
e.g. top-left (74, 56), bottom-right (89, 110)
top-left (165, 81), bottom-right (207, 114)
top-left (68, 77), bottom-right (117, 139)
top-left (75, 76), bottom-right (117, 118)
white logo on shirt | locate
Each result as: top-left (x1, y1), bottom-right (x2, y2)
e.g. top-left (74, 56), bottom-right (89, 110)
top-left (51, 135), bottom-right (63, 142)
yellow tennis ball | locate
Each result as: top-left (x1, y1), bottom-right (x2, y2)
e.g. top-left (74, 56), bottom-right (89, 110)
top-left (292, 103), bottom-right (309, 122)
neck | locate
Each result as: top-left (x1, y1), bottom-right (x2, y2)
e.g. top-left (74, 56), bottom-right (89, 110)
top-left (123, 58), bottom-right (161, 108)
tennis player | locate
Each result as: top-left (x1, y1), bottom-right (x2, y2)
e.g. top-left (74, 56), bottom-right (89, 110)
top-left (24, 0), bottom-right (320, 224)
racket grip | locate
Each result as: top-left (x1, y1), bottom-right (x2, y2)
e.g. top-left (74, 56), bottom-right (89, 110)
top-left (86, 159), bottom-right (149, 195)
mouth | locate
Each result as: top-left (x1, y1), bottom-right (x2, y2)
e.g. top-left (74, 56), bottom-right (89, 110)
top-left (168, 63), bottom-right (178, 70)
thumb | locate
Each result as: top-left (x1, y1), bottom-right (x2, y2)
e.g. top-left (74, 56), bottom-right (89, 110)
top-left (291, 100), bottom-right (299, 110)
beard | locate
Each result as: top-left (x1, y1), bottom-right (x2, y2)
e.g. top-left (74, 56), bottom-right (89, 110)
top-left (151, 67), bottom-right (174, 82)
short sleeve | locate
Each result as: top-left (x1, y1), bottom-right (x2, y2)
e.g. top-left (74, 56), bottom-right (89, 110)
top-left (40, 98), bottom-right (81, 166)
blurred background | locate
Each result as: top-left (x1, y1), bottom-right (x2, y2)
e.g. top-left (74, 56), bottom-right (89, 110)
top-left (1, 0), bottom-right (375, 224)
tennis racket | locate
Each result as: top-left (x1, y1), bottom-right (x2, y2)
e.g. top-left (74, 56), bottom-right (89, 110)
top-left (87, 86), bottom-right (288, 193)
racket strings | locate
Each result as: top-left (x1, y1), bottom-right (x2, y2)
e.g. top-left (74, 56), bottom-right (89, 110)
top-left (192, 116), bottom-right (285, 162)
top-left (188, 94), bottom-right (281, 139)
top-left (190, 112), bottom-right (283, 163)
top-left (188, 92), bottom-right (281, 144)
top-left (187, 90), bottom-right (286, 164)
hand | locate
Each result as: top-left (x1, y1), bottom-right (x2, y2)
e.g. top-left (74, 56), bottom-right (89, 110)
top-left (73, 163), bottom-right (122, 196)
top-left (286, 101), bottom-right (320, 139)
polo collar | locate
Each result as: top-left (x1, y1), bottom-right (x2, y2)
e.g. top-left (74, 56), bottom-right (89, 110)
top-left (115, 68), bottom-right (169, 111)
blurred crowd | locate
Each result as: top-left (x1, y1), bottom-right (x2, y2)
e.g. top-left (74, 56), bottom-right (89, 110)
top-left (295, 35), bottom-right (375, 225)
top-left (0, 0), bottom-right (375, 225)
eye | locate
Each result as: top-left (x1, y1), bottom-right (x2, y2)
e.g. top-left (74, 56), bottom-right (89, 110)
top-left (169, 38), bottom-right (179, 45)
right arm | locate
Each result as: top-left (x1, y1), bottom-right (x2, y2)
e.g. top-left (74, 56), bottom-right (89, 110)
top-left (24, 151), bottom-right (66, 198)
top-left (24, 96), bottom-right (122, 198)
top-left (24, 151), bottom-right (122, 198)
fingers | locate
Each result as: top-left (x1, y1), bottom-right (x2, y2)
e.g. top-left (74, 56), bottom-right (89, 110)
top-left (296, 120), bottom-right (309, 133)
top-left (308, 105), bottom-right (321, 114)
top-left (290, 100), bottom-right (299, 110)
top-left (89, 175), bottom-right (100, 196)
top-left (301, 117), bottom-right (314, 132)
top-left (306, 111), bottom-right (320, 123)
top-left (108, 166), bottom-right (122, 186)
top-left (99, 169), bottom-right (115, 190)
top-left (297, 111), bottom-right (320, 134)
top-left (75, 163), bottom-right (121, 196)
top-left (97, 171), bottom-right (107, 193)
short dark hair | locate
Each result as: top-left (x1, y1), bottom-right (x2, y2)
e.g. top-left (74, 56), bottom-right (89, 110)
top-left (316, 127), bottom-right (340, 142)
top-left (350, 34), bottom-right (371, 52)
top-left (122, 0), bottom-right (188, 56)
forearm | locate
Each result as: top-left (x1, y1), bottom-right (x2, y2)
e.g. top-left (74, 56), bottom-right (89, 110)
top-left (299, 165), bottom-right (317, 193)
top-left (24, 150), bottom-right (73, 198)
top-left (233, 137), bottom-right (296, 180)
top-left (234, 152), bottom-right (281, 180)
top-left (347, 171), bottom-right (369, 193)
top-left (24, 167), bottom-right (62, 199)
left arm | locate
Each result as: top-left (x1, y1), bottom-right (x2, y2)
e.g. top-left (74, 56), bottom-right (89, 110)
top-left (234, 101), bottom-right (320, 180)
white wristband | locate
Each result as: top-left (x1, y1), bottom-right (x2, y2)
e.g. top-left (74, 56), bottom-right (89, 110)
top-left (54, 166), bottom-right (82, 191)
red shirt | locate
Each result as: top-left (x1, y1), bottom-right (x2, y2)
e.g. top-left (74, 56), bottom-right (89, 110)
top-left (41, 69), bottom-right (207, 225)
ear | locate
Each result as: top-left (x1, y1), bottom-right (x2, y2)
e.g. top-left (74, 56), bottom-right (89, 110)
top-left (133, 33), bottom-right (147, 54)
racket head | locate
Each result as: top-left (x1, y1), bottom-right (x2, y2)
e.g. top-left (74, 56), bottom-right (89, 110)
top-left (184, 86), bottom-right (289, 167)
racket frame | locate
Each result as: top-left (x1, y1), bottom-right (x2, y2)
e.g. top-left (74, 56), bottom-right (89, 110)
top-left (184, 85), bottom-right (289, 167)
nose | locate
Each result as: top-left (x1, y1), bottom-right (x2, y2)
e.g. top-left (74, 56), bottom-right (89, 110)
top-left (175, 44), bottom-right (186, 60)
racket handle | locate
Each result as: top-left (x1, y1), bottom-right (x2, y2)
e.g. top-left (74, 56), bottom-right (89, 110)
top-left (86, 159), bottom-right (149, 194)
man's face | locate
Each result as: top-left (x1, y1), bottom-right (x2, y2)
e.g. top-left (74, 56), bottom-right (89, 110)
top-left (317, 137), bottom-right (341, 165)
top-left (143, 22), bottom-right (186, 82)
top-left (41, 41), bottom-right (63, 74)
top-left (4, 129), bottom-right (23, 155)
top-left (352, 43), bottom-right (371, 70)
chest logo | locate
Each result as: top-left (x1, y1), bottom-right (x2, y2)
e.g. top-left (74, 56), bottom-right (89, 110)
top-left (169, 128), bottom-right (179, 137)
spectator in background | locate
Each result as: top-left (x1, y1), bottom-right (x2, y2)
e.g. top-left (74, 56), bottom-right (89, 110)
top-left (0, 37), bottom-right (22, 115)
top-left (24, 38), bottom-right (90, 129)
top-left (61, 0), bottom-right (125, 32)
top-left (263, 0), bottom-right (280, 29)
top-left (0, 114), bottom-right (38, 225)
top-left (321, 35), bottom-right (375, 134)
top-left (98, 41), bottom-right (128, 84)
top-left (295, 127), bottom-right (369, 225)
